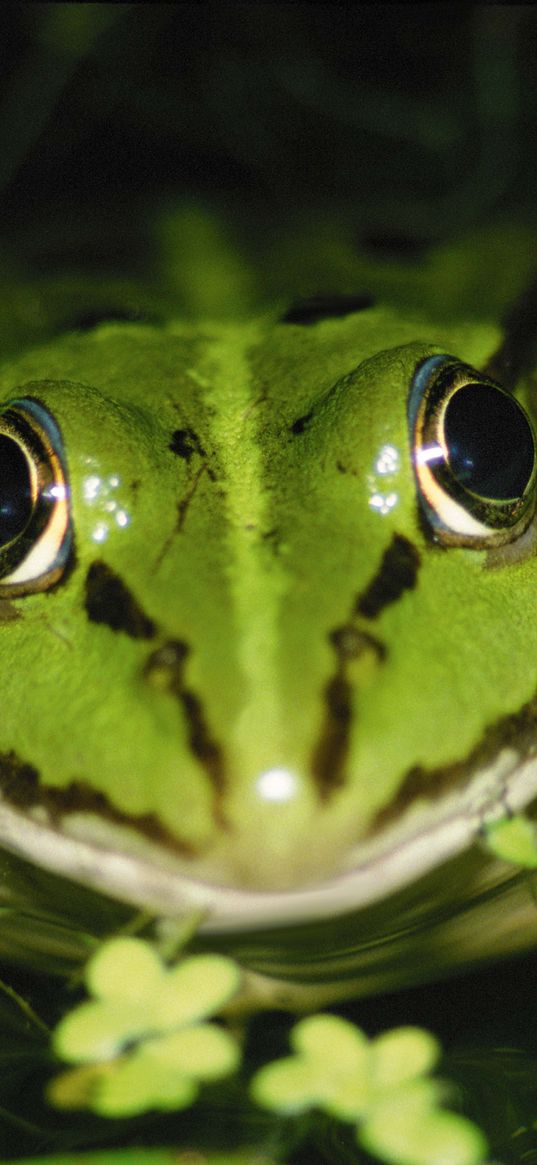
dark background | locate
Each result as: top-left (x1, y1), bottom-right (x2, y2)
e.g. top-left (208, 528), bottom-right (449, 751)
top-left (1, 4), bottom-right (536, 268)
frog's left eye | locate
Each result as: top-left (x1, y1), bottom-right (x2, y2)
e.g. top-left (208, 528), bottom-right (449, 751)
top-left (0, 398), bottom-right (71, 595)
top-left (409, 354), bottom-right (537, 547)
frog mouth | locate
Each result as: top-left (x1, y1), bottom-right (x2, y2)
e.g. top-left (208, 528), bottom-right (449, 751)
top-left (0, 716), bottom-right (535, 1015)
top-left (1, 655), bottom-right (537, 917)
top-left (0, 743), bottom-right (535, 1008)
top-left (0, 727), bottom-right (536, 939)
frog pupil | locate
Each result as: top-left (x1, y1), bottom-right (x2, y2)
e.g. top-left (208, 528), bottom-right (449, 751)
top-left (444, 383), bottom-right (534, 500)
top-left (0, 436), bottom-right (33, 543)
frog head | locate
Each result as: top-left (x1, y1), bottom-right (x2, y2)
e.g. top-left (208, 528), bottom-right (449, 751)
top-left (0, 296), bottom-right (535, 958)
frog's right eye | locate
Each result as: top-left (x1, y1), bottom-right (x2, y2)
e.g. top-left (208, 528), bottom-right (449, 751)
top-left (0, 397), bottom-right (71, 595)
top-left (408, 354), bottom-right (537, 547)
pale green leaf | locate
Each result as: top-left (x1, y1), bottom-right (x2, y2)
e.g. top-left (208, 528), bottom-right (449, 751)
top-left (371, 1026), bottom-right (440, 1088)
top-left (327, 1068), bottom-right (373, 1122)
top-left (251, 1054), bottom-right (324, 1113)
top-left (92, 1053), bottom-right (197, 1117)
top-left (86, 937), bottom-right (164, 1001)
top-left (292, 1014), bottom-right (369, 1070)
top-left (151, 1022), bottom-right (240, 1079)
top-left (359, 1081), bottom-right (487, 1165)
top-left (47, 1063), bottom-right (109, 1110)
top-left (484, 814), bottom-right (537, 868)
top-left (156, 954), bottom-right (241, 1028)
top-left (53, 999), bottom-right (148, 1063)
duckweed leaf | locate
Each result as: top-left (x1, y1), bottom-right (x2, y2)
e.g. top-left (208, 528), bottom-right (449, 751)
top-left (50, 937), bottom-right (242, 1117)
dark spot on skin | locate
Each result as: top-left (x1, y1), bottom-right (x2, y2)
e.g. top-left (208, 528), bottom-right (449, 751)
top-left (167, 430), bottom-right (218, 535)
top-left (359, 231), bottom-right (430, 263)
top-left (334, 461), bottom-right (359, 477)
top-left (63, 308), bottom-right (157, 333)
top-left (280, 293), bottom-right (375, 326)
top-left (169, 428), bottom-right (206, 462)
top-left (262, 528), bottom-right (282, 556)
top-left (144, 640), bottom-right (227, 806)
top-left (85, 561), bottom-right (156, 639)
top-left (482, 273), bottom-right (537, 390)
top-left (290, 410), bottom-right (314, 436)
top-left (0, 751), bottom-right (198, 857)
top-left (356, 533), bottom-right (420, 620)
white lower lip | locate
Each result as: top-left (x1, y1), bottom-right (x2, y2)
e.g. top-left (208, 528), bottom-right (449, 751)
top-left (0, 745), bottom-right (535, 934)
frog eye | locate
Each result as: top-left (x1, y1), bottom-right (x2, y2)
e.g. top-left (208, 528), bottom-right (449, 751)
top-left (408, 354), bottom-right (537, 547)
top-left (0, 397), bottom-right (71, 594)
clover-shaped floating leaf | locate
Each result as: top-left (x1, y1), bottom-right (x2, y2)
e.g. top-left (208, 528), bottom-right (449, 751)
top-left (251, 1015), bottom-right (438, 1122)
top-left (484, 813), bottom-right (537, 868)
top-left (54, 937), bottom-right (240, 1062)
top-left (360, 1079), bottom-right (487, 1165)
top-left (251, 1015), bottom-right (486, 1165)
top-left (50, 936), bottom-right (241, 1117)
top-left (252, 1014), bottom-right (371, 1119)
top-left (93, 1024), bottom-right (239, 1118)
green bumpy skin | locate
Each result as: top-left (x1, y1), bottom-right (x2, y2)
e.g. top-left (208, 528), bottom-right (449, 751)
top-left (0, 223), bottom-right (537, 1004)
top-left (0, 315), bottom-right (495, 883)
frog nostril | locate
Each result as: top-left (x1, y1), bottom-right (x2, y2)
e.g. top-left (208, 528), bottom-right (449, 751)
top-left (169, 428), bottom-right (206, 462)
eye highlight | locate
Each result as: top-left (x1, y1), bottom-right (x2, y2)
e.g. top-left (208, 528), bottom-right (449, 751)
top-left (408, 354), bottom-right (537, 547)
top-left (0, 397), bottom-right (71, 594)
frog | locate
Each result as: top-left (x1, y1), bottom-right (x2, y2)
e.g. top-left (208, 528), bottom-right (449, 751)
top-left (1, 217), bottom-right (537, 1010)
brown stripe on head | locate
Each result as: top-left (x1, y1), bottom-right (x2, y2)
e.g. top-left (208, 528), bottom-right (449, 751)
top-left (85, 561), bottom-right (157, 639)
top-left (356, 534), bottom-right (420, 620)
top-left (0, 749), bottom-right (200, 857)
top-left (310, 624), bottom-right (386, 801)
top-left (144, 640), bottom-right (228, 822)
